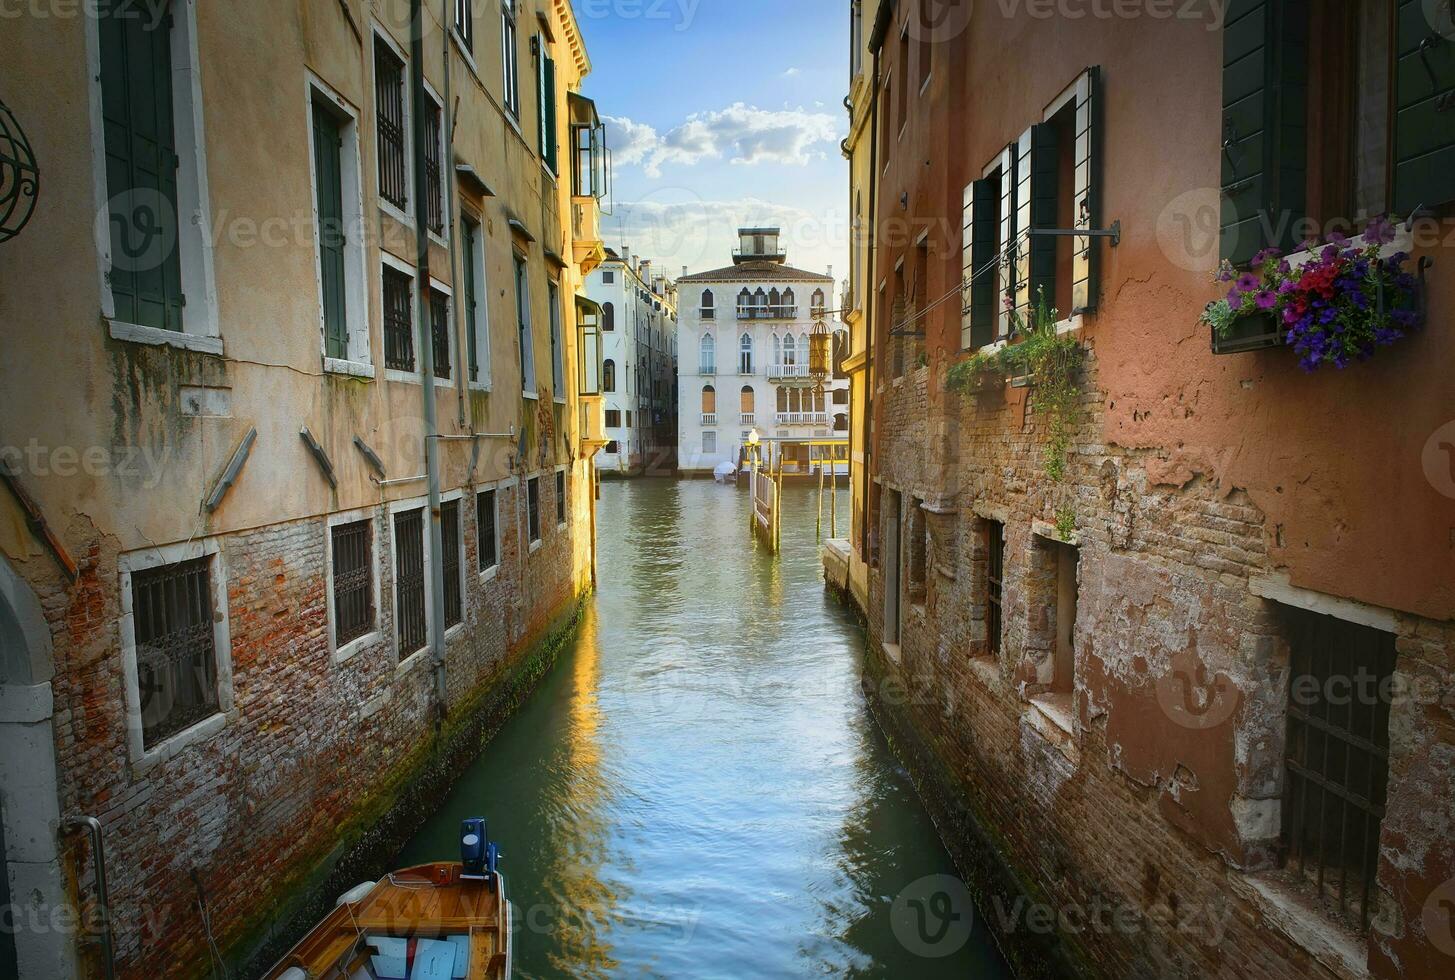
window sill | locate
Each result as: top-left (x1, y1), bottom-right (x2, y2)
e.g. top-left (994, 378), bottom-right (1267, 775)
top-left (1025, 692), bottom-right (1079, 762)
top-left (380, 200), bottom-right (414, 231)
top-left (556, 521), bottom-right (567, 531)
top-left (529, 538), bottom-right (543, 553)
top-left (881, 641), bottom-right (902, 666)
top-left (479, 564), bottom-right (499, 583)
top-left (445, 622), bottom-right (465, 642)
top-left (522, 390), bottom-right (539, 401)
top-left (919, 74), bottom-right (932, 97)
top-left (384, 370), bottom-right (456, 389)
top-left (428, 229), bottom-right (450, 250)
top-left (1228, 873), bottom-right (1370, 980)
top-left (332, 629), bottom-right (382, 666)
top-left (966, 655), bottom-right (1002, 691)
top-left (395, 648), bottom-right (429, 680)
top-left (1284, 225), bottom-right (1414, 273)
top-left (324, 357), bottom-right (376, 379)
top-left (108, 319), bottom-right (223, 356)
top-left (450, 30), bottom-right (483, 83)
top-left (131, 710), bottom-right (229, 774)
top-left (554, 395), bottom-right (567, 405)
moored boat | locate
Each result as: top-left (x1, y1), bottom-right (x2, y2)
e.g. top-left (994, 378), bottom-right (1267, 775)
top-left (267, 818), bottom-right (509, 980)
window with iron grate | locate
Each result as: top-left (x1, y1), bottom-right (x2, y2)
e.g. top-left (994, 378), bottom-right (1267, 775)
top-left (374, 39), bottom-right (408, 211)
top-left (527, 477), bottom-right (541, 544)
top-left (555, 470), bottom-right (566, 525)
top-left (394, 509), bottom-right (427, 656)
top-left (478, 489), bottom-right (498, 572)
top-left (984, 519), bottom-right (1004, 657)
top-left (131, 557), bottom-right (219, 749)
top-left (383, 265), bottom-right (415, 371)
top-left (423, 98), bottom-right (445, 235)
top-left (430, 287), bottom-right (451, 380)
top-left (331, 520), bottom-right (375, 647)
top-left (441, 500), bottom-right (462, 628)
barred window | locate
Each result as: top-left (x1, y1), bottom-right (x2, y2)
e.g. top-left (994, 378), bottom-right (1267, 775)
top-left (331, 520), bottom-right (375, 647)
top-left (131, 558), bottom-right (219, 749)
top-left (477, 489), bottom-right (498, 571)
top-left (430, 287), bottom-right (451, 380)
top-left (555, 470), bottom-right (566, 525)
top-left (1281, 607), bottom-right (1395, 931)
top-left (985, 520), bottom-right (1004, 656)
top-left (441, 500), bottom-right (462, 629)
top-left (383, 265), bottom-right (415, 371)
top-left (527, 476), bottom-right (541, 543)
top-left (394, 509), bottom-right (427, 656)
top-left (423, 97), bottom-right (444, 235)
top-left (374, 38), bottom-right (407, 211)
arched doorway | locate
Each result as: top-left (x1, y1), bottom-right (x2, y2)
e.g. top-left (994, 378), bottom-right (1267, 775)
top-left (0, 556), bottom-right (76, 978)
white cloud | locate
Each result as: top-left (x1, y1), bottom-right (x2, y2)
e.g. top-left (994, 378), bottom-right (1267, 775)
top-left (604, 103), bottom-right (842, 178)
top-left (782, 67), bottom-right (801, 77)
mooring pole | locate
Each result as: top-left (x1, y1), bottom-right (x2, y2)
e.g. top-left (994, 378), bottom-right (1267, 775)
top-left (830, 450), bottom-right (837, 538)
top-left (817, 448), bottom-right (824, 542)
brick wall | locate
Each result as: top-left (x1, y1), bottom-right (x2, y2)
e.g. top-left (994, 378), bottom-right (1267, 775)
top-left (861, 349), bottom-right (1455, 978)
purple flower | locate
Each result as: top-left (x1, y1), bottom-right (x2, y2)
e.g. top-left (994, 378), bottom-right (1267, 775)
top-left (1365, 215), bottom-right (1396, 245)
top-left (1227, 287), bottom-right (1244, 306)
top-left (1255, 290), bottom-right (1277, 310)
top-left (1329, 230), bottom-right (1351, 247)
top-left (1236, 273), bottom-right (1260, 293)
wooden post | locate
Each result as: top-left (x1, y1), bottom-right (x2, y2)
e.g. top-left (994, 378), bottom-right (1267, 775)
top-left (830, 448), bottom-right (837, 538)
top-left (817, 447), bottom-right (824, 542)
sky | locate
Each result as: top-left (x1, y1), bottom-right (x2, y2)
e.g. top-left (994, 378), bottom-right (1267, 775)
top-left (574, 0), bottom-right (851, 285)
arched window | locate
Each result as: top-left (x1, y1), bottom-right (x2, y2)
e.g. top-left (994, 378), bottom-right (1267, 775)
top-left (797, 334), bottom-right (810, 366)
top-left (700, 334), bottom-right (715, 374)
top-left (701, 384), bottom-right (716, 414)
top-left (754, 288), bottom-right (768, 315)
top-left (782, 287), bottom-right (795, 315)
top-left (783, 332), bottom-right (796, 365)
top-left (737, 288), bottom-right (751, 317)
top-left (834, 412), bottom-right (848, 432)
top-left (739, 333), bottom-right (753, 374)
top-left (701, 289), bottom-right (715, 320)
top-left (776, 387), bottom-right (788, 412)
top-left (603, 301), bottom-right (615, 332)
top-left (811, 288), bottom-right (826, 314)
top-left (740, 385), bottom-right (755, 414)
top-left (768, 288), bottom-right (781, 315)
top-left (603, 358), bottom-right (616, 392)
top-left (772, 333), bottom-right (782, 366)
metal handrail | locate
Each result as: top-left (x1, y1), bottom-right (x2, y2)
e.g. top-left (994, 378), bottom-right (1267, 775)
top-left (64, 815), bottom-right (115, 980)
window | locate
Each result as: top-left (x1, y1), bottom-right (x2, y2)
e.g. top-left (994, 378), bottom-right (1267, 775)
top-left (477, 489), bottom-right (498, 572)
top-left (331, 519), bottom-right (375, 648)
top-left (605, 408), bottom-right (621, 427)
top-left (782, 288), bottom-right (796, 316)
top-left (879, 79), bottom-right (893, 166)
top-left (897, 26), bottom-right (909, 132)
top-left (555, 470), bottom-right (566, 525)
top-left (811, 288), bottom-right (825, 315)
top-left (454, 0), bottom-right (474, 52)
top-left (394, 509), bottom-right (427, 656)
top-left (423, 93), bottom-right (445, 236)
top-left (502, 0), bottom-right (520, 117)
top-left (549, 280), bottom-right (565, 398)
top-left (441, 500), bottom-right (462, 629)
top-left (535, 33), bottom-right (559, 172)
top-left (917, 0), bottom-right (933, 89)
top-left (130, 557), bottom-right (220, 750)
top-left (603, 270), bottom-right (615, 284)
top-left (603, 359), bottom-right (616, 392)
top-left (603, 301), bottom-right (615, 331)
top-left (1280, 606), bottom-right (1395, 930)
top-left (701, 289), bottom-right (715, 319)
top-left (739, 333), bottom-right (753, 374)
top-left (514, 253), bottom-right (536, 393)
top-left (737, 288), bottom-right (752, 317)
top-left (1052, 541), bottom-right (1078, 693)
top-left (984, 519), bottom-right (1004, 656)
top-left (462, 214), bottom-right (490, 385)
top-left (907, 498), bottom-right (927, 600)
top-left (374, 35), bottom-right (408, 213)
top-left (383, 263), bottom-right (415, 372)
top-left (703, 431), bottom-right (718, 454)
top-left (527, 476), bottom-right (541, 544)
top-left (961, 169), bottom-right (1000, 349)
top-left (782, 332), bottom-right (797, 366)
top-left (312, 100), bottom-right (350, 360)
top-left (604, 439), bottom-right (619, 453)
top-left (740, 385), bottom-right (755, 415)
top-left (430, 287), bottom-right (452, 380)
top-left (700, 334), bottom-right (716, 374)
top-left (701, 385), bottom-right (716, 414)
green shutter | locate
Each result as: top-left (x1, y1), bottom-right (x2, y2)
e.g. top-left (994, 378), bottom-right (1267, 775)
top-left (1013, 124), bottom-right (1057, 321)
top-left (1071, 66), bottom-right (1102, 314)
top-left (99, 0), bottom-right (184, 331)
top-left (1392, 0), bottom-right (1455, 214)
top-left (1220, 0), bottom-right (1307, 265)
top-left (961, 178), bottom-right (997, 350)
top-left (997, 144), bottom-right (1017, 339)
top-left (312, 104), bottom-right (348, 360)
top-left (544, 55), bottom-right (558, 173)
top-left (463, 219), bottom-right (479, 381)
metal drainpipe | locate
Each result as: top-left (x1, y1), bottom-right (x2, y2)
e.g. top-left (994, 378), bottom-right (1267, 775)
top-left (862, 46), bottom-right (881, 559)
top-left (63, 816), bottom-right (114, 980)
top-left (410, 0), bottom-right (449, 716)
top-left (442, 0), bottom-right (467, 430)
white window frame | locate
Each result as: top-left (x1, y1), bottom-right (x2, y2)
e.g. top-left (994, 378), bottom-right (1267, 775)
top-left (703, 431), bottom-right (718, 455)
top-left (118, 537), bottom-right (234, 771)
top-left (87, 0), bottom-right (221, 355)
top-left (372, 25), bottom-right (414, 230)
top-left (325, 507), bottom-right (383, 664)
top-left (463, 212), bottom-right (492, 391)
top-left (306, 72), bottom-right (374, 377)
top-left (515, 250), bottom-right (538, 398)
top-left (428, 276), bottom-right (456, 388)
top-left (382, 250), bottom-right (423, 384)
top-left (477, 482), bottom-right (502, 581)
top-left (526, 475), bottom-right (543, 550)
top-left (440, 488), bottom-right (467, 638)
top-left (549, 276), bottom-right (566, 403)
top-left (388, 496), bottom-right (433, 672)
top-left (422, 77), bottom-right (450, 249)
top-left (501, 0), bottom-right (521, 119)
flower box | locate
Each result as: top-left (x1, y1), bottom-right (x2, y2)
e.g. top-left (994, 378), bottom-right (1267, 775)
top-left (1211, 310), bottom-right (1284, 355)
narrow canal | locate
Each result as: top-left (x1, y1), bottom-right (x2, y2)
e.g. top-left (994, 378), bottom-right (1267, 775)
top-left (397, 480), bottom-right (1010, 978)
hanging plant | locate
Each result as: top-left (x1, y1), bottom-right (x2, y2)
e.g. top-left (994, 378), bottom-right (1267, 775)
top-left (1200, 217), bottom-right (1424, 370)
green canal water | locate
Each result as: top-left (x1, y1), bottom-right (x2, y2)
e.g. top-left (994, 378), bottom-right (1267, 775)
top-left (396, 479), bottom-right (1010, 978)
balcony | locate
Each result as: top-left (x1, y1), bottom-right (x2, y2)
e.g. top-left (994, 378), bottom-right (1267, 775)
top-left (701, 413), bottom-right (718, 425)
top-left (571, 198), bottom-right (606, 275)
top-left (733, 246), bottom-right (787, 262)
top-left (698, 362), bottom-right (716, 376)
top-left (737, 305), bottom-right (797, 321)
top-left (739, 413), bottom-right (756, 425)
top-left (767, 363), bottom-right (811, 380)
top-left (776, 412), bottom-right (828, 426)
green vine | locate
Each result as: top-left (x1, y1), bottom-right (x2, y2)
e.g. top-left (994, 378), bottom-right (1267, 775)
top-left (1054, 506), bottom-right (1077, 541)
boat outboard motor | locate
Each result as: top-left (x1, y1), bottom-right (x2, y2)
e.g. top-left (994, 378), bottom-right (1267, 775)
top-left (459, 817), bottom-right (500, 882)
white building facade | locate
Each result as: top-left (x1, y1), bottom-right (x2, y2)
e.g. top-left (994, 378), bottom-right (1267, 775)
top-left (582, 249), bottom-right (679, 474)
top-left (677, 228), bottom-right (849, 477)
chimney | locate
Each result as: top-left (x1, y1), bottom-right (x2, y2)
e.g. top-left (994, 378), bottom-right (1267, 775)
top-left (682, 265), bottom-right (688, 278)
top-left (827, 264), bottom-right (834, 280)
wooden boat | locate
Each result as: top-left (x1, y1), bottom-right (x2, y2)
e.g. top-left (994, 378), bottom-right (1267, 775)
top-left (267, 820), bottom-right (509, 980)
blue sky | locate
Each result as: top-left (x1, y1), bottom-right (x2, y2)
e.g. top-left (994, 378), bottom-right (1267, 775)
top-left (574, 0), bottom-right (850, 282)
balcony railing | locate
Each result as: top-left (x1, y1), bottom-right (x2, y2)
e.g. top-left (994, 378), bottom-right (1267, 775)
top-left (776, 411), bottom-right (828, 425)
top-left (701, 413), bottom-right (718, 425)
top-left (700, 307), bottom-right (716, 319)
top-left (737, 305), bottom-right (798, 320)
top-left (768, 362), bottom-right (811, 379)
top-left (698, 362), bottom-right (716, 376)
top-left (739, 413), bottom-right (756, 425)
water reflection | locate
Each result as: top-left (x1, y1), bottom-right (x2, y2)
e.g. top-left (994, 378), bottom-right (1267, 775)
top-left (397, 480), bottom-right (1010, 978)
